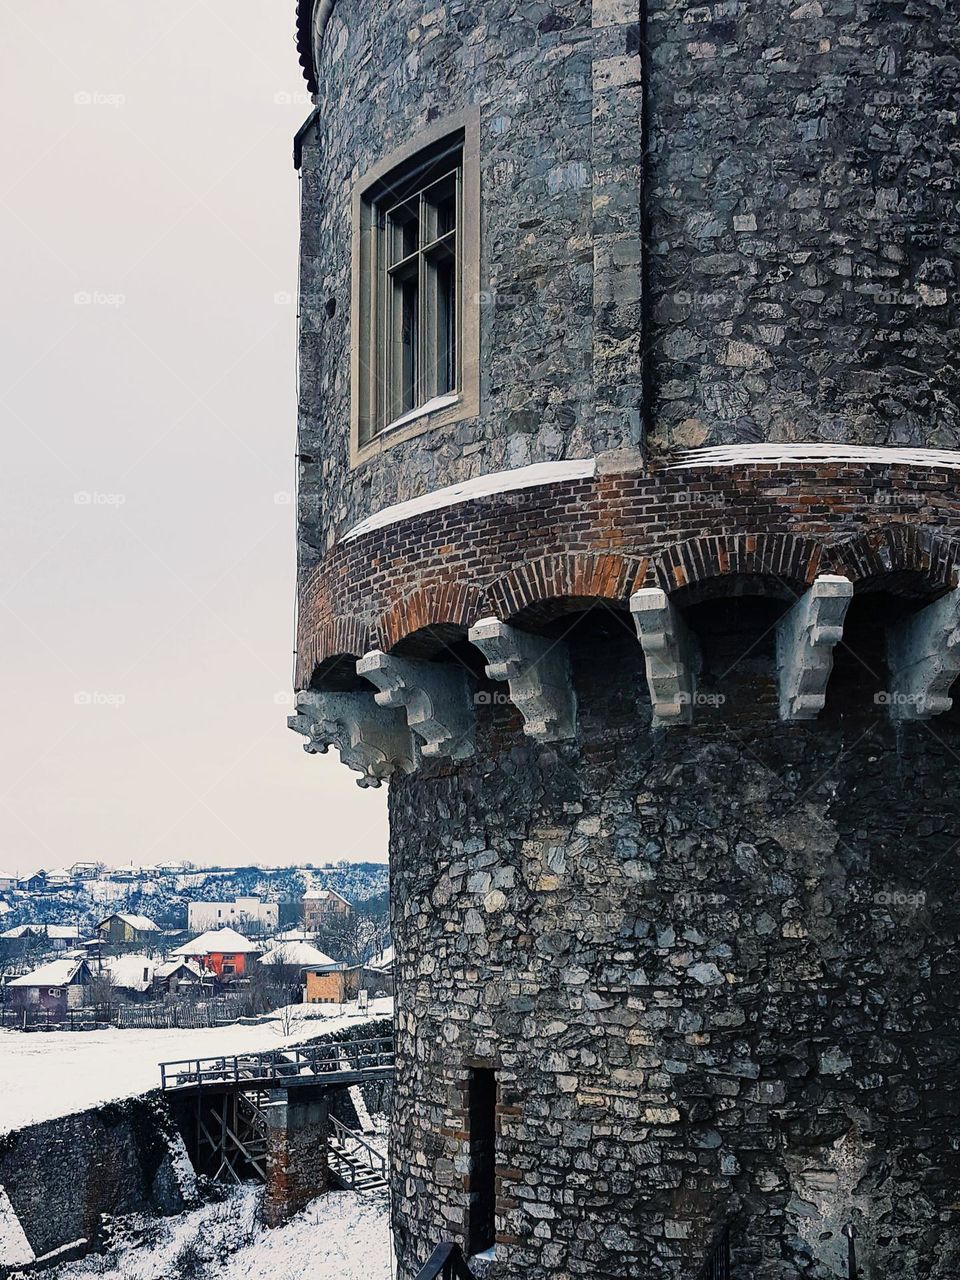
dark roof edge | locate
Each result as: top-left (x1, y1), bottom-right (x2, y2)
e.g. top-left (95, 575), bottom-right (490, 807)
top-left (295, 0), bottom-right (337, 97)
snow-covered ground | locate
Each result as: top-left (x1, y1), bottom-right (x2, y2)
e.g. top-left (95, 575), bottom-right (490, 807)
top-left (0, 998), bottom-right (393, 1133)
top-left (10, 1187), bottom-right (393, 1280)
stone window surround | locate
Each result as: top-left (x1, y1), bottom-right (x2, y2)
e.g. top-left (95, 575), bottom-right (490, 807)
top-left (350, 107), bottom-right (481, 470)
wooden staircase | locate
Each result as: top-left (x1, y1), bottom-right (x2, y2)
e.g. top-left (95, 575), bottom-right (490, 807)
top-left (327, 1115), bottom-right (388, 1193)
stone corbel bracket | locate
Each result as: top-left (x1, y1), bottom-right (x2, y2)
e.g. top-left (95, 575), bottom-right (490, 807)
top-left (886, 586), bottom-right (960, 721)
top-left (355, 650), bottom-right (476, 759)
top-left (630, 588), bottom-right (700, 726)
top-left (288, 690), bottom-right (416, 788)
top-left (776, 574), bottom-right (853, 721)
top-left (467, 618), bottom-right (577, 742)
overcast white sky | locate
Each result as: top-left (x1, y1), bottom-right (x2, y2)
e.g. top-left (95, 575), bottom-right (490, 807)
top-left (0, 1), bottom-right (388, 876)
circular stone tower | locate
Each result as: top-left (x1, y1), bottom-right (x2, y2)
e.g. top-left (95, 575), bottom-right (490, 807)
top-left (290, 3), bottom-right (960, 1278)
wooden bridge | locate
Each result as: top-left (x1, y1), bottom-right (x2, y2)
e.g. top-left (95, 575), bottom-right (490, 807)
top-left (160, 1034), bottom-right (395, 1214)
top-left (159, 1033), bottom-right (394, 1094)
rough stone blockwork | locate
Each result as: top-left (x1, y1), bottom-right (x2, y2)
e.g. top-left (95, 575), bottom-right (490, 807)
top-left (292, 0), bottom-right (960, 1275)
top-left (0, 1095), bottom-right (193, 1264)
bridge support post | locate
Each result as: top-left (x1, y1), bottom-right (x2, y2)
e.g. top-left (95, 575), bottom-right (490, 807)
top-left (262, 1089), bottom-right (330, 1226)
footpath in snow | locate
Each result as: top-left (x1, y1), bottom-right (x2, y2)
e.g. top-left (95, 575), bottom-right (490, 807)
top-left (0, 998), bottom-right (393, 1133)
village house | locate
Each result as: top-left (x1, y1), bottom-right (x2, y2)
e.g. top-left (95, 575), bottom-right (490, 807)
top-left (6, 957), bottom-right (92, 1014)
top-left (97, 912), bottom-right (161, 947)
top-left (1, 924), bottom-right (82, 952)
top-left (302, 887), bottom-right (351, 932)
top-left (186, 896), bottom-right (278, 934)
top-left (43, 869), bottom-right (77, 890)
top-left (69, 861), bottom-right (104, 880)
top-left (100, 954), bottom-right (156, 1001)
top-left (171, 926), bottom-right (259, 977)
top-left (17, 871), bottom-right (47, 894)
top-left (304, 960), bottom-right (390, 1004)
top-left (152, 957), bottom-right (206, 996)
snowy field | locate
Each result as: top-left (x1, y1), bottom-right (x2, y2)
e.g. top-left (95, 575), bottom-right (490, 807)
top-left (9, 1187), bottom-right (393, 1280)
top-left (0, 998), bottom-right (393, 1133)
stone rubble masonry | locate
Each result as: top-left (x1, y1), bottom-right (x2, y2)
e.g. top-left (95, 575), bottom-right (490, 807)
top-left (262, 1089), bottom-right (330, 1228)
top-left (0, 1095), bottom-right (194, 1265)
top-left (291, 0), bottom-right (960, 1276)
top-left (295, 0), bottom-right (960, 564)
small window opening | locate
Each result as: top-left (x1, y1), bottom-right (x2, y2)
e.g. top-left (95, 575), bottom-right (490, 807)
top-left (466, 1067), bottom-right (497, 1256)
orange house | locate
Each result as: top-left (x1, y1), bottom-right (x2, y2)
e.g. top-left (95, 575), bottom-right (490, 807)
top-left (171, 926), bottom-right (260, 977)
top-left (305, 963), bottom-right (391, 1003)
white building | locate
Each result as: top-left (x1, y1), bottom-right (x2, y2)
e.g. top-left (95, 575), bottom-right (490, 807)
top-left (186, 897), bottom-right (278, 933)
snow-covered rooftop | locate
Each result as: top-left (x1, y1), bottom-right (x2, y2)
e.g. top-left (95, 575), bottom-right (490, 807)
top-left (0, 924), bottom-right (80, 941)
top-left (260, 942), bottom-right (337, 968)
top-left (154, 958), bottom-right (204, 980)
top-left (100, 912), bottom-right (159, 931)
top-left (8, 957), bottom-right (87, 987)
top-left (171, 927), bottom-right (259, 956)
top-left (103, 955), bottom-right (155, 993)
top-left (303, 888), bottom-right (344, 901)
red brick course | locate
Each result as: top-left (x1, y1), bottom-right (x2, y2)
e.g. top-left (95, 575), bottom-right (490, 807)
top-left (296, 459), bottom-right (960, 687)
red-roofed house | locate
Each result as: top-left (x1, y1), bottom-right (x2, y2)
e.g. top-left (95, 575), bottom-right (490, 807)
top-left (171, 927), bottom-right (260, 977)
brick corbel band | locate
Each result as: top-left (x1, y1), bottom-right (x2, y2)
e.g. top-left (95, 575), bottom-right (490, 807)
top-left (296, 453), bottom-right (960, 692)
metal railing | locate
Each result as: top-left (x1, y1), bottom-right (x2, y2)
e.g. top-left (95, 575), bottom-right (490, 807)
top-left (413, 1243), bottom-right (478, 1280)
top-left (160, 1034), bottom-right (394, 1089)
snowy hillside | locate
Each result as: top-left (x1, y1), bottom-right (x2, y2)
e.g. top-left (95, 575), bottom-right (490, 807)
top-left (0, 863), bottom-right (389, 932)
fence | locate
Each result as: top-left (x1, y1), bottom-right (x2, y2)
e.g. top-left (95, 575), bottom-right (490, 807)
top-left (0, 995), bottom-right (251, 1033)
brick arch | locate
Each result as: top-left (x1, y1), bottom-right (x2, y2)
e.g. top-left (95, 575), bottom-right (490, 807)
top-left (377, 580), bottom-right (486, 653)
top-left (653, 533), bottom-right (824, 599)
top-left (299, 614), bottom-right (372, 688)
top-left (826, 525), bottom-right (960, 596)
top-left (486, 552), bottom-right (648, 623)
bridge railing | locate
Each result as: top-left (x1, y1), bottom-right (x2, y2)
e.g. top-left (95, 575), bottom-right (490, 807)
top-left (160, 1034), bottom-right (394, 1090)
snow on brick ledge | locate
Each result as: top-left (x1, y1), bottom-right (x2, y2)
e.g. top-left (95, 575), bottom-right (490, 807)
top-left (664, 443), bottom-right (960, 470)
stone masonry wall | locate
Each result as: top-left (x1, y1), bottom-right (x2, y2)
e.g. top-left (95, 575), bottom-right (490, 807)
top-left (646, 0), bottom-right (960, 453)
top-left (297, 0), bottom-right (960, 562)
top-left (388, 623), bottom-right (960, 1279)
top-left (0, 1094), bottom-right (192, 1264)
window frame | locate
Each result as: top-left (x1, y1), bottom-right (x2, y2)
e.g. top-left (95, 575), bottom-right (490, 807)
top-left (350, 109), bottom-right (481, 468)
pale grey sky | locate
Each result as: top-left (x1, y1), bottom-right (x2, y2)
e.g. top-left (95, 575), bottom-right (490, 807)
top-left (0, 1), bottom-right (388, 875)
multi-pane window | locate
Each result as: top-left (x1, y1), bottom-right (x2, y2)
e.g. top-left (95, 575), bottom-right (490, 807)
top-left (375, 147), bottom-right (462, 430)
top-left (352, 114), bottom-right (479, 463)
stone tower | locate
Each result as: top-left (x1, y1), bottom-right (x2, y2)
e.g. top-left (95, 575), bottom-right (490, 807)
top-left (290, 2), bottom-right (960, 1277)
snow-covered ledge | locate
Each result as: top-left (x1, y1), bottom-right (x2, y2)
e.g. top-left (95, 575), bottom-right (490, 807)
top-left (342, 459), bottom-right (597, 542)
top-left (468, 618), bottom-right (577, 742)
top-left (288, 691), bottom-right (416, 787)
top-left (355, 650), bottom-right (476, 759)
top-left (776, 575), bottom-right (853, 721)
top-left (664, 443), bottom-right (960, 471)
